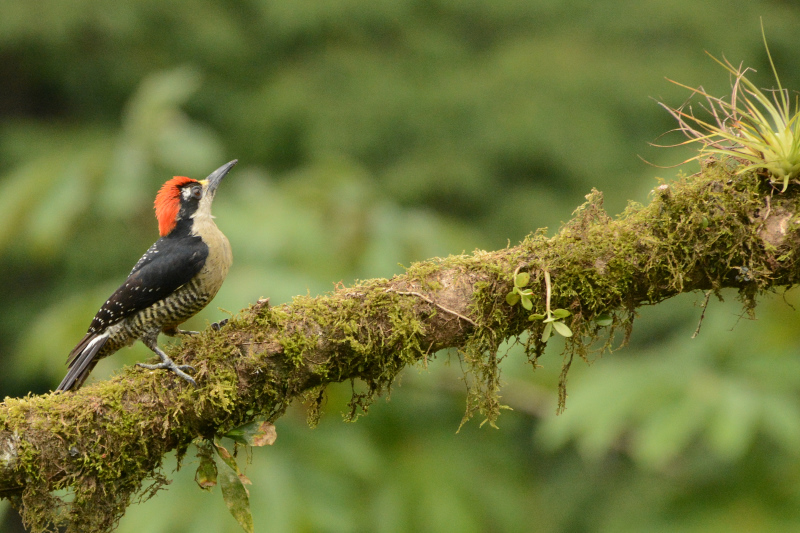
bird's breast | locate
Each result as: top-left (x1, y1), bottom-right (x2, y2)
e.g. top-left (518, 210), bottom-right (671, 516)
top-left (194, 219), bottom-right (232, 296)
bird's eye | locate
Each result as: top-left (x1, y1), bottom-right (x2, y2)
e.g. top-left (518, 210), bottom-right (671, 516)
top-left (192, 186), bottom-right (202, 199)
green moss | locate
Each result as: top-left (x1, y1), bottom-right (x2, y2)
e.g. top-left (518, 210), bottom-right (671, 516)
top-left (477, 160), bottom-right (773, 414)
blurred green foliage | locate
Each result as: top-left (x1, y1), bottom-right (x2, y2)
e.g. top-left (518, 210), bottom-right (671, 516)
top-left (2, 1), bottom-right (800, 531)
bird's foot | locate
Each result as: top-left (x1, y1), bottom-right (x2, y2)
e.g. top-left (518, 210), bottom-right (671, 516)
top-left (137, 358), bottom-right (197, 386)
top-left (162, 327), bottom-right (199, 337)
top-left (211, 318), bottom-right (229, 331)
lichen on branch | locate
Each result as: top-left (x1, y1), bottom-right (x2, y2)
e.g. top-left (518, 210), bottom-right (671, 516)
top-left (2, 158), bottom-right (798, 533)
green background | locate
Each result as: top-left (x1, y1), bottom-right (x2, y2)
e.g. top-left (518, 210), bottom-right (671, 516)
top-left (2, 1), bottom-right (800, 531)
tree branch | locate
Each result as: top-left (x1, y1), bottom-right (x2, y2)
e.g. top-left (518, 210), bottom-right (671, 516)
top-left (2, 161), bottom-right (798, 532)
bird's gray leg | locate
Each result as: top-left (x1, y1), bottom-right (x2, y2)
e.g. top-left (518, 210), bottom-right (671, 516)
top-left (137, 337), bottom-right (197, 386)
top-left (162, 326), bottom-right (199, 336)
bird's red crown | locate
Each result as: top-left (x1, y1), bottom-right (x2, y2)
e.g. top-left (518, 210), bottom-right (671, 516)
top-left (154, 176), bottom-right (199, 236)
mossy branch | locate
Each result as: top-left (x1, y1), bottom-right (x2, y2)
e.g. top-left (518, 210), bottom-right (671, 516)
top-left (3, 159), bottom-right (800, 532)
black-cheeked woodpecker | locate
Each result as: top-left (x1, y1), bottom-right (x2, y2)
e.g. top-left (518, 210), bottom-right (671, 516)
top-left (56, 160), bottom-right (237, 391)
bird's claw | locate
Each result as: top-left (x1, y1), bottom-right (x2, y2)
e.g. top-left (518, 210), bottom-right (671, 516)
top-left (137, 360), bottom-right (197, 386)
top-left (211, 318), bottom-right (229, 331)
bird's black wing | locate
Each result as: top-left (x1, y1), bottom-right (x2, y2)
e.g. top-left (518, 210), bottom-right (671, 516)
top-left (85, 232), bottom-right (209, 334)
top-left (60, 234), bottom-right (207, 389)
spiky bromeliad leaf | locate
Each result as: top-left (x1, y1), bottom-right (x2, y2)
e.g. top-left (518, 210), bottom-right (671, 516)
top-left (659, 22), bottom-right (800, 192)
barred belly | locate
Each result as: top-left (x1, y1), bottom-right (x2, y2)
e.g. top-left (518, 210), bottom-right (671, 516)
top-left (100, 277), bottom-right (212, 355)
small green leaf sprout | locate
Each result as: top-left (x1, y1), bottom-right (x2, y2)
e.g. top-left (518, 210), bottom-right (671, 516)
top-left (507, 268), bottom-right (573, 341)
top-left (593, 312), bottom-right (613, 327)
top-left (660, 21), bottom-right (800, 192)
top-left (505, 270), bottom-right (532, 309)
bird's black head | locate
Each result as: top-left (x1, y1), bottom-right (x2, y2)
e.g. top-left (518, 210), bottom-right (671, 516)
top-left (154, 161), bottom-right (237, 236)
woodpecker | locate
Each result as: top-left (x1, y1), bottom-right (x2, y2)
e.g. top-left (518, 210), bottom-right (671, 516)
top-left (56, 160), bottom-right (237, 391)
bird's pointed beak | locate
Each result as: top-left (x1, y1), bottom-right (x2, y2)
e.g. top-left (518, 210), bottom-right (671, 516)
top-left (202, 160), bottom-right (238, 196)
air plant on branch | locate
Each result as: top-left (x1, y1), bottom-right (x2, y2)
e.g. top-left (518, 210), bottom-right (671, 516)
top-left (660, 26), bottom-right (800, 192)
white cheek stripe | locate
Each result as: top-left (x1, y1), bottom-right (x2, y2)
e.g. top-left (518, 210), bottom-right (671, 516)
top-left (190, 190), bottom-right (217, 234)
